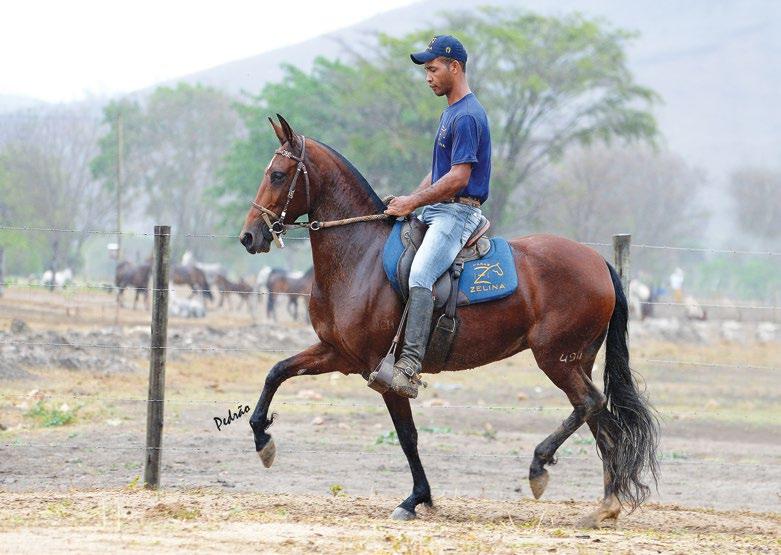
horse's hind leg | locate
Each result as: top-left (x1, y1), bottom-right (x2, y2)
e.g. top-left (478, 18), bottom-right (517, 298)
top-left (576, 416), bottom-right (622, 528)
top-left (528, 348), bottom-right (606, 500)
top-left (382, 392), bottom-right (432, 520)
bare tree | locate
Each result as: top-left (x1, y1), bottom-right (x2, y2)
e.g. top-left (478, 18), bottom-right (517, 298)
top-left (533, 143), bottom-right (708, 245)
top-left (0, 107), bottom-right (112, 271)
top-left (730, 167), bottom-right (781, 247)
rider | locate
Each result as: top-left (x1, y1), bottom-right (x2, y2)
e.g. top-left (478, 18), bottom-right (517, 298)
top-left (383, 35), bottom-right (492, 398)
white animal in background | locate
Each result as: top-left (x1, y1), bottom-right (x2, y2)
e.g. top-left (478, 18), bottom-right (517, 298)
top-left (683, 295), bottom-right (706, 320)
top-left (256, 266), bottom-right (272, 294)
top-left (41, 268), bottom-right (73, 289)
top-left (168, 284), bottom-right (206, 318)
top-left (628, 279), bottom-right (655, 320)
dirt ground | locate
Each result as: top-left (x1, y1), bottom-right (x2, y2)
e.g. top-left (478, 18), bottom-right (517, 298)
top-left (0, 490), bottom-right (778, 554)
top-left (1, 287), bottom-right (780, 552)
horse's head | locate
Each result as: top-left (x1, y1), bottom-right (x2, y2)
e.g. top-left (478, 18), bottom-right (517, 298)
top-left (240, 114), bottom-right (312, 254)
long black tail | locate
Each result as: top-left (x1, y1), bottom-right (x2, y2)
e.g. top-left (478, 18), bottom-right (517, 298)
top-left (599, 262), bottom-right (660, 509)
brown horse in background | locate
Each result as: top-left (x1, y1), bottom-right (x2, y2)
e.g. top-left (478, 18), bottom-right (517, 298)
top-left (238, 116), bottom-right (658, 527)
top-left (266, 267), bottom-right (314, 321)
top-left (214, 273), bottom-right (254, 311)
top-left (172, 264), bottom-right (213, 303)
top-left (115, 259), bottom-right (152, 310)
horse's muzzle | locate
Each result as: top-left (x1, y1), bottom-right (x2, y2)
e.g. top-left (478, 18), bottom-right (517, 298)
top-left (240, 230), bottom-right (271, 254)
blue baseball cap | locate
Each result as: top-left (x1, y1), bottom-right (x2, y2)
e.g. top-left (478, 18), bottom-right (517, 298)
top-left (410, 35), bottom-right (468, 65)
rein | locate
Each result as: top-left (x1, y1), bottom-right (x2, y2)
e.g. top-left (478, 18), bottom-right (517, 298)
top-left (250, 135), bottom-right (391, 248)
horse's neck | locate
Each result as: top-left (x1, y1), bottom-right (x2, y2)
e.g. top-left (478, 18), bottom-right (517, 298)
top-left (308, 160), bottom-right (391, 282)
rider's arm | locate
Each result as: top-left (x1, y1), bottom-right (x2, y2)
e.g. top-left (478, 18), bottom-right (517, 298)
top-left (409, 164), bottom-right (471, 207)
top-left (409, 171), bottom-right (433, 196)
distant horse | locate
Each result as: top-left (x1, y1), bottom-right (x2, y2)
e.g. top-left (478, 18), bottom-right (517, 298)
top-left (238, 116), bottom-right (658, 528)
top-left (266, 267), bottom-right (314, 321)
top-left (172, 264), bottom-right (213, 303)
top-left (115, 260), bottom-right (152, 309)
top-left (214, 273), bottom-right (254, 311)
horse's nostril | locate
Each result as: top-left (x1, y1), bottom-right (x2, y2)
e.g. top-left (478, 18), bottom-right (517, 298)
top-left (240, 232), bottom-right (254, 248)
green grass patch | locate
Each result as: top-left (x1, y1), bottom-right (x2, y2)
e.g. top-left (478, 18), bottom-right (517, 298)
top-left (25, 401), bottom-right (79, 427)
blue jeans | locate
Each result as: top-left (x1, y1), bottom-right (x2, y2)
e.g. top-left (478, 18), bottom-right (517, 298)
top-left (408, 202), bottom-right (483, 290)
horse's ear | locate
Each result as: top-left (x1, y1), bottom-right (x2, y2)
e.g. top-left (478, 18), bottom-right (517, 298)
top-left (276, 113), bottom-right (299, 149)
top-left (268, 117), bottom-right (285, 145)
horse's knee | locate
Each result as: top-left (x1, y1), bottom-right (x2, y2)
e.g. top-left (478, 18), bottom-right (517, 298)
top-left (264, 362), bottom-right (289, 388)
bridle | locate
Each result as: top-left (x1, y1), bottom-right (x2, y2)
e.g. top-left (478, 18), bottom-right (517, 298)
top-left (249, 134), bottom-right (392, 249)
top-left (250, 135), bottom-right (312, 248)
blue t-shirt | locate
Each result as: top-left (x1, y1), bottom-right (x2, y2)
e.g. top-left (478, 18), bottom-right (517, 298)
top-left (431, 92), bottom-right (491, 203)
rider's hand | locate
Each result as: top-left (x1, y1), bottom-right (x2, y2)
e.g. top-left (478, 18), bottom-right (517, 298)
top-left (384, 195), bottom-right (418, 217)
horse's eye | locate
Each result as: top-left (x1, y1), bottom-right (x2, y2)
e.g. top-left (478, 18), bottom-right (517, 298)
top-left (270, 171), bottom-right (286, 183)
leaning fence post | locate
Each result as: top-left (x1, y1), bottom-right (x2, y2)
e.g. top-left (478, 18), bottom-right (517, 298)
top-left (144, 225), bottom-right (170, 489)
top-left (613, 234), bottom-right (631, 294)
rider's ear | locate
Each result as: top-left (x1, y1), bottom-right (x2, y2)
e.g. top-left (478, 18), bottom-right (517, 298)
top-left (276, 113), bottom-right (300, 150)
top-left (268, 117), bottom-right (285, 145)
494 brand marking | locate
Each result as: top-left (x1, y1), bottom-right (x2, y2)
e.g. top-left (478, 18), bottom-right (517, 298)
top-left (559, 351), bottom-right (584, 363)
top-left (469, 262), bottom-right (506, 293)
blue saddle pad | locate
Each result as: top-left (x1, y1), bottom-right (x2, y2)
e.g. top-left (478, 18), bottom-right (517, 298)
top-left (382, 220), bottom-right (518, 305)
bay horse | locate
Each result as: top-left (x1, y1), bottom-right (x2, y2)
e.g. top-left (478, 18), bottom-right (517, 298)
top-left (266, 267), bottom-right (314, 321)
top-left (171, 264), bottom-right (213, 303)
top-left (115, 259), bottom-right (152, 310)
top-left (214, 273), bottom-right (254, 311)
top-left (239, 115), bottom-right (658, 528)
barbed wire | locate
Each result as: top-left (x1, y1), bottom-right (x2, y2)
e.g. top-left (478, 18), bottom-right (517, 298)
top-left (0, 442), bottom-right (776, 468)
top-left (0, 340), bottom-right (301, 353)
top-left (0, 224), bottom-right (310, 240)
top-left (0, 281), bottom-right (311, 297)
top-left (636, 358), bottom-right (778, 372)
top-left (0, 339), bottom-right (776, 371)
top-left (7, 282), bottom-right (779, 308)
top-left (581, 241), bottom-right (781, 257)
top-left (638, 300), bottom-right (781, 311)
top-left (2, 223), bottom-right (781, 255)
top-left (0, 393), bottom-right (769, 423)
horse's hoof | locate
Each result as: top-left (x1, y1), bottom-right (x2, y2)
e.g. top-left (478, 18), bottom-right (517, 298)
top-left (258, 437), bottom-right (276, 468)
top-left (391, 507), bottom-right (416, 521)
top-left (529, 469), bottom-right (549, 499)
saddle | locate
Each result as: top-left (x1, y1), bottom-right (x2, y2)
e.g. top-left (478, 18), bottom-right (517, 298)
top-left (383, 213), bottom-right (518, 368)
top-left (395, 215), bottom-right (492, 308)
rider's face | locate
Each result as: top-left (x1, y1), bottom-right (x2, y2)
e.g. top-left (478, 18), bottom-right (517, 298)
top-left (424, 58), bottom-right (455, 97)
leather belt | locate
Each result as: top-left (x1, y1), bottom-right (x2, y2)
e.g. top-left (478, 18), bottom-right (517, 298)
top-left (442, 196), bottom-right (481, 207)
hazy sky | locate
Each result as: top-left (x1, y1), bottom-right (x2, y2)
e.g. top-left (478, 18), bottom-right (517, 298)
top-left (1, 0), bottom-right (416, 103)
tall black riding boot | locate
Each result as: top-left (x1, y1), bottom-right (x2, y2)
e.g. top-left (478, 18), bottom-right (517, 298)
top-left (390, 286), bottom-right (435, 398)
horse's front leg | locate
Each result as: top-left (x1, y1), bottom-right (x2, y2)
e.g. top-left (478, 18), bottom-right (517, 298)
top-left (249, 341), bottom-right (355, 467)
top-left (382, 392), bottom-right (432, 520)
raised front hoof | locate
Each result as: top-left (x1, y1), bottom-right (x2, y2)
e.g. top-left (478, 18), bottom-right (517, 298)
top-left (390, 506), bottom-right (416, 521)
top-left (257, 437), bottom-right (276, 468)
top-left (529, 469), bottom-right (549, 499)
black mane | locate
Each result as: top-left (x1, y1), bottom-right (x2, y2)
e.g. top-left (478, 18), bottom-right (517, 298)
top-left (314, 140), bottom-right (387, 213)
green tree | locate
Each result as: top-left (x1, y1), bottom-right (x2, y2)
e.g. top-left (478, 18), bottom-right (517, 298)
top-left (220, 7), bottom-right (658, 232)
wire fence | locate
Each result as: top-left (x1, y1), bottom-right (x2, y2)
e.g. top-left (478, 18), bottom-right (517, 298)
top-left (1, 224), bottom-right (779, 492)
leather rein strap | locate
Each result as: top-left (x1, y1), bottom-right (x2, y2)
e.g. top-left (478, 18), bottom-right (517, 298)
top-left (250, 135), bottom-right (391, 247)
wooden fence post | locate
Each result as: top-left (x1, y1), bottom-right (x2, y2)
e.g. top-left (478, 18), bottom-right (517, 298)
top-left (144, 225), bottom-right (170, 489)
top-left (613, 234), bottom-right (631, 294)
